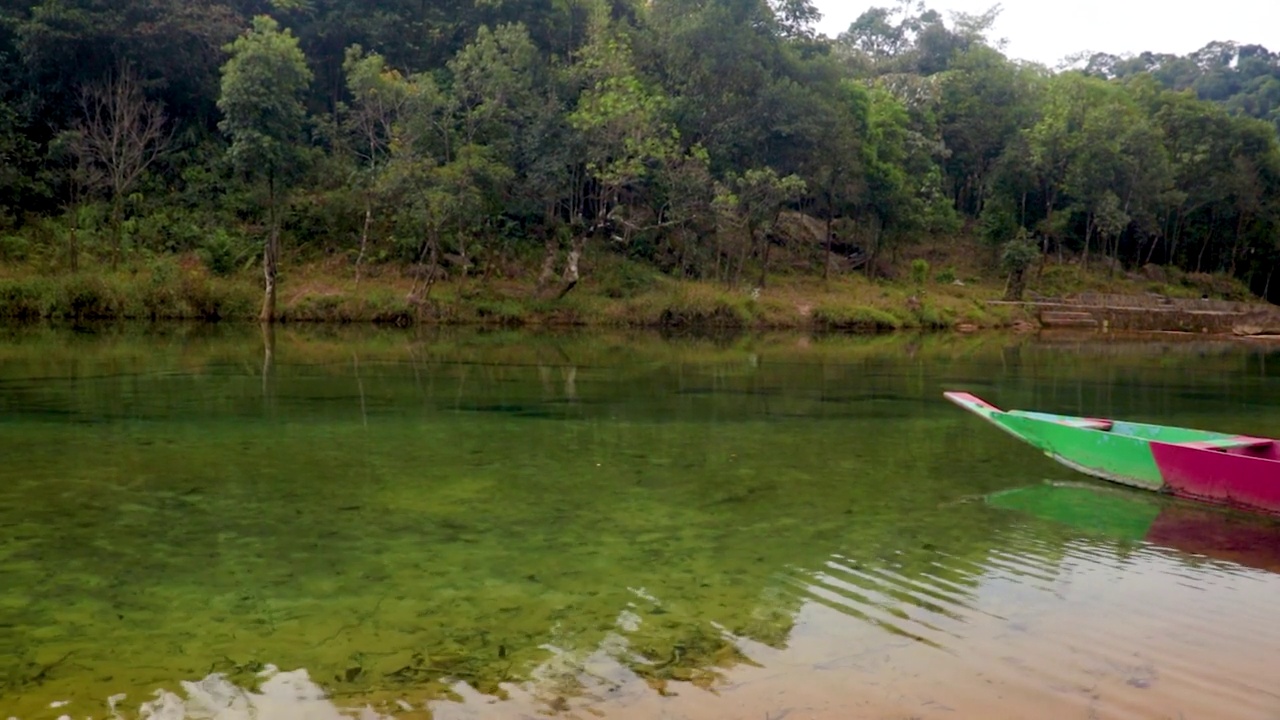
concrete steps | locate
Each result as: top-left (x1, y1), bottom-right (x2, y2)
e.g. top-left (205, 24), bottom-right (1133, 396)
top-left (1040, 310), bottom-right (1099, 328)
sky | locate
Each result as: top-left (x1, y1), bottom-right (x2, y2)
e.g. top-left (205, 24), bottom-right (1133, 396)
top-left (813, 0), bottom-right (1280, 68)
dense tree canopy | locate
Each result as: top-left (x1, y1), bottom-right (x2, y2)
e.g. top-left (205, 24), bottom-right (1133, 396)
top-left (1, 0), bottom-right (1279, 299)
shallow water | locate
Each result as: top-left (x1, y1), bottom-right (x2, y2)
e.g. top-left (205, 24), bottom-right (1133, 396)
top-left (4, 325), bottom-right (1280, 720)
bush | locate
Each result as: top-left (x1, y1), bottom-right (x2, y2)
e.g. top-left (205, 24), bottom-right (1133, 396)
top-left (591, 255), bottom-right (660, 298)
top-left (916, 302), bottom-right (956, 329)
top-left (910, 258), bottom-right (930, 285)
top-left (656, 290), bottom-right (751, 329)
top-left (140, 258), bottom-right (183, 318)
top-left (812, 303), bottom-right (902, 332)
top-left (183, 277), bottom-right (255, 320)
top-left (200, 229), bottom-right (253, 277)
top-left (0, 235), bottom-right (30, 262)
top-left (53, 276), bottom-right (124, 320)
top-left (936, 266), bottom-right (956, 284)
top-left (0, 278), bottom-right (51, 319)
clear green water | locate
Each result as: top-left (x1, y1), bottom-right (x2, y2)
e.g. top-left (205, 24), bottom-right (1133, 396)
top-left (5, 326), bottom-right (1280, 719)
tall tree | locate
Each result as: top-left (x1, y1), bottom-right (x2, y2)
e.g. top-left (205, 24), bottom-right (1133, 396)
top-left (218, 14), bottom-right (313, 322)
top-left (938, 45), bottom-right (1040, 216)
top-left (566, 6), bottom-right (679, 295)
top-left (341, 44), bottom-right (420, 282)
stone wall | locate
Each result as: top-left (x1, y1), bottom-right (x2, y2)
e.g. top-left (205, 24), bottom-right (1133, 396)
top-left (990, 294), bottom-right (1280, 335)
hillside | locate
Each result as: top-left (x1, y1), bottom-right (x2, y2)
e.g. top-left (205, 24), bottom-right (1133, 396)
top-left (0, 1), bottom-right (1276, 322)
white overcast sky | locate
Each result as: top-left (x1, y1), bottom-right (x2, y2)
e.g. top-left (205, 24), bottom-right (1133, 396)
top-left (813, 0), bottom-right (1280, 67)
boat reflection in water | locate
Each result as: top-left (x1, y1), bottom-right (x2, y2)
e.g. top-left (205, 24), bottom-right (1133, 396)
top-left (986, 480), bottom-right (1280, 574)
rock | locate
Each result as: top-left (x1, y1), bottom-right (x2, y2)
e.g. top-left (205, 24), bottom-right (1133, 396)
top-left (1012, 320), bottom-right (1037, 334)
top-left (955, 323), bottom-right (978, 333)
top-left (1140, 264), bottom-right (1168, 282)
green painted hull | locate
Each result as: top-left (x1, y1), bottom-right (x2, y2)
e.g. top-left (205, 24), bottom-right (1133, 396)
top-left (944, 392), bottom-right (1241, 492)
top-left (991, 412), bottom-right (1166, 490)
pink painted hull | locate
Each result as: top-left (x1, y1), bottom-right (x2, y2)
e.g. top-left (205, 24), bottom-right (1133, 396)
top-left (1150, 441), bottom-right (1280, 516)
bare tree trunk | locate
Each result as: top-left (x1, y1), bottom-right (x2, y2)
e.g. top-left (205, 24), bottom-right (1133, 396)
top-left (260, 175), bottom-right (279, 323)
top-left (68, 209), bottom-right (80, 273)
top-left (555, 236), bottom-right (583, 300)
top-left (537, 234), bottom-right (559, 292)
top-left (823, 212), bottom-right (834, 282)
top-left (734, 224), bottom-right (753, 288)
top-left (457, 216), bottom-right (469, 279)
top-left (864, 218), bottom-right (882, 278)
top-left (1229, 212), bottom-right (1248, 276)
top-left (714, 228), bottom-right (724, 285)
top-left (355, 199), bottom-right (372, 288)
top-left (1169, 210), bottom-right (1184, 266)
top-left (110, 197), bottom-right (123, 270)
top-left (262, 224), bottom-right (278, 323)
top-left (1195, 220), bottom-right (1215, 274)
top-left (535, 203), bottom-right (560, 296)
top-left (1081, 213), bottom-right (1093, 272)
top-left (1037, 203), bottom-right (1054, 281)
top-left (758, 231), bottom-right (772, 289)
top-left (409, 228), bottom-right (441, 302)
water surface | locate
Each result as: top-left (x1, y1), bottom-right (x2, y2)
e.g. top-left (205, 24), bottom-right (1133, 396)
top-left (4, 325), bottom-right (1280, 719)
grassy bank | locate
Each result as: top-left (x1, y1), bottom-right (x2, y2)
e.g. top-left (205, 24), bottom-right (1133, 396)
top-left (0, 244), bottom-right (1259, 331)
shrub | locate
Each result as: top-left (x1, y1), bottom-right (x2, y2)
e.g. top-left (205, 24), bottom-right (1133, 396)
top-left (0, 278), bottom-right (51, 319)
top-left (0, 235), bottom-right (30, 262)
top-left (812, 303), bottom-right (902, 332)
top-left (54, 276), bottom-right (123, 320)
top-left (656, 289), bottom-right (751, 329)
top-left (200, 229), bottom-right (252, 277)
top-left (910, 258), bottom-right (930, 285)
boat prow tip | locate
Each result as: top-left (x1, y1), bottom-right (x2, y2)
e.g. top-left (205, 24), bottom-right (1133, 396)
top-left (942, 390), bottom-right (1003, 413)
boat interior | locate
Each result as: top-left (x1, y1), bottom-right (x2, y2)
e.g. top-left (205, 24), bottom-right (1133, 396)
top-left (1020, 411), bottom-right (1280, 460)
top-left (1178, 437), bottom-right (1280, 460)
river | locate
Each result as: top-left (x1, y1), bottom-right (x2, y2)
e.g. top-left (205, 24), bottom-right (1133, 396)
top-left (3, 324), bottom-right (1280, 719)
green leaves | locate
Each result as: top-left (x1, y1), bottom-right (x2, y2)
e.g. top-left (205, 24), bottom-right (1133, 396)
top-left (568, 18), bottom-right (679, 197)
top-left (217, 15), bottom-right (313, 180)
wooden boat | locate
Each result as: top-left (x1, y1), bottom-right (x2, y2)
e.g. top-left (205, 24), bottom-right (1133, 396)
top-left (945, 391), bottom-right (1280, 517)
top-left (986, 482), bottom-right (1280, 574)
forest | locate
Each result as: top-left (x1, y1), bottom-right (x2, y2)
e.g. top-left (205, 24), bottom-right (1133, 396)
top-left (1, 0), bottom-right (1279, 321)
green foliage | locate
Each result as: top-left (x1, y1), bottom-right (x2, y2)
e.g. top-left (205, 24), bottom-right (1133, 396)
top-left (217, 16), bottom-right (314, 182)
top-left (910, 258), bottom-right (930, 285)
top-left (591, 256), bottom-right (661, 298)
top-left (812, 303), bottom-right (902, 332)
top-left (0, 235), bottom-right (31, 262)
top-left (979, 197), bottom-right (1022, 248)
top-left (0, 0), bottom-right (1277, 303)
top-left (200, 229), bottom-right (253, 277)
top-left (915, 301), bottom-right (955, 329)
top-left (1000, 231), bottom-right (1039, 274)
top-left (0, 279), bottom-right (52, 320)
top-left (55, 275), bottom-right (126, 320)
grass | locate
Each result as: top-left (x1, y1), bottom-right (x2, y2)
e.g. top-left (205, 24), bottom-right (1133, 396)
top-left (0, 239), bottom-right (1261, 332)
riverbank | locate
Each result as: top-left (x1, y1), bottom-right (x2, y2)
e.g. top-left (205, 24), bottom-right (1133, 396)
top-left (0, 249), bottom-right (1261, 332)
